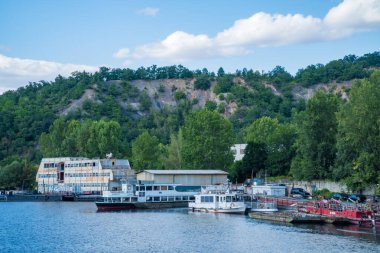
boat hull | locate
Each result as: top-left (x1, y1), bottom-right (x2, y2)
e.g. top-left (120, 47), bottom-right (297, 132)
top-left (249, 212), bottom-right (325, 224)
top-left (96, 201), bottom-right (189, 211)
top-left (191, 207), bottom-right (246, 214)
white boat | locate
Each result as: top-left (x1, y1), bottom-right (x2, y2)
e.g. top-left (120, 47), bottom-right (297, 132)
top-left (96, 183), bottom-right (201, 211)
top-left (189, 185), bottom-right (246, 214)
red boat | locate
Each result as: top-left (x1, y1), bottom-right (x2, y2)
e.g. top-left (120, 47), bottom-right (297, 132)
top-left (303, 199), bottom-right (376, 226)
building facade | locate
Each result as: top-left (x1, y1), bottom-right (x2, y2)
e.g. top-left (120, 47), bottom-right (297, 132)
top-left (36, 157), bottom-right (135, 194)
top-left (136, 170), bottom-right (228, 186)
top-left (231, 144), bottom-right (247, 161)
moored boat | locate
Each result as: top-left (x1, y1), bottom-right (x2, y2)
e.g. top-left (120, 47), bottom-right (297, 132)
top-left (248, 211), bottom-right (325, 224)
top-left (189, 185), bottom-right (246, 214)
top-left (95, 183), bottom-right (200, 211)
top-left (302, 199), bottom-right (377, 226)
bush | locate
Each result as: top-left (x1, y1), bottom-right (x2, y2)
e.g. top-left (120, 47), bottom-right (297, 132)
top-left (194, 76), bottom-right (211, 90)
top-left (174, 91), bottom-right (187, 101)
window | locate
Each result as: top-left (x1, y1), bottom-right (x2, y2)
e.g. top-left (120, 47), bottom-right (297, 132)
top-left (168, 185), bottom-right (174, 190)
top-left (161, 196), bottom-right (168, 202)
top-left (226, 196), bottom-right (232, 202)
top-left (175, 196), bottom-right (182, 201)
top-left (153, 197), bottom-right (160, 202)
top-left (146, 186), bottom-right (152, 191)
top-left (175, 186), bottom-right (201, 192)
top-left (139, 192), bottom-right (145, 197)
top-left (153, 186), bottom-right (160, 191)
top-left (146, 197), bottom-right (152, 202)
top-left (140, 186), bottom-right (145, 191)
top-left (160, 186), bottom-right (168, 191)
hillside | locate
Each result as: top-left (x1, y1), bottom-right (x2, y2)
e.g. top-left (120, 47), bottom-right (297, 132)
top-left (1, 52), bottom-right (380, 191)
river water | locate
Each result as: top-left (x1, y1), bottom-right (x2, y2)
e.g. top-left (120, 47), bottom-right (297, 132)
top-left (0, 202), bottom-right (379, 253)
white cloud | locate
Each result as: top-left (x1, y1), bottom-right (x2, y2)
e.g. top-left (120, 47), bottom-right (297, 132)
top-left (324, 0), bottom-right (380, 34)
top-left (116, 0), bottom-right (380, 64)
top-left (0, 54), bottom-right (97, 94)
top-left (113, 48), bottom-right (130, 58)
top-left (137, 7), bottom-right (159, 17)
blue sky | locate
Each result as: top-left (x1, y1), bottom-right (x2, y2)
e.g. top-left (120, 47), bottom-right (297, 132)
top-left (0, 0), bottom-right (379, 93)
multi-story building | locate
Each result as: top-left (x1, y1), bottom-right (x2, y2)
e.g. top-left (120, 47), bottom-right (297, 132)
top-left (36, 157), bottom-right (135, 194)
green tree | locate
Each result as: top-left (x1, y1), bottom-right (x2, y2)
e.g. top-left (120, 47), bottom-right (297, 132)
top-left (245, 117), bottom-right (296, 176)
top-left (164, 130), bottom-right (184, 169)
top-left (334, 72), bottom-right (380, 192)
top-left (194, 75), bottom-right (211, 90)
top-left (132, 131), bottom-right (162, 171)
top-left (182, 109), bottom-right (234, 170)
top-left (290, 91), bottom-right (340, 180)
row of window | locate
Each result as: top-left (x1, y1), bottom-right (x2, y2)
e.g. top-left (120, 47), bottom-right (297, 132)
top-left (38, 183), bottom-right (108, 187)
top-left (136, 185), bottom-right (174, 191)
top-left (135, 185), bottom-right (201, 192)
top-left (65, 173), bottom-right (110, 177)
top-left (201, 196), bottom-right (214, 203)
top-left (65, 162), bottom-right (97, 168)
top-left (145, 196), bottom-right (195, 202)
top-left (38, 173), bottom-right (110, 178)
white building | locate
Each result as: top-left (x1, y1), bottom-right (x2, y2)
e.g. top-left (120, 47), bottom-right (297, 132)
top-left (36, 157), bottom-right (135, 194)
top-left (231, 144), bottom-right (247, 161)
top-left (137, 170), bottom-right (228, 186)
top-left (250, 184), bottom-right (286, 197)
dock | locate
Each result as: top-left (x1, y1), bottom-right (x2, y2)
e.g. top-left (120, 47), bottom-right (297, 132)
top-left (249, 211), bottom-right (325, 224)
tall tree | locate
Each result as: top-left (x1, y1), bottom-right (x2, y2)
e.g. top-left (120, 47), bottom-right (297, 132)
top-left (334, 72), bottom-right (380, 192)
top-left (182, 109), bottom-right (234, 170)
top-left (245, 117), bottom-right (296, 176)
top-left (290, 91), bottom-right (340, 180)
top-left (131, 131), bottom-right (162, 171)
top-left (164, 129), bottom-right (184, 169)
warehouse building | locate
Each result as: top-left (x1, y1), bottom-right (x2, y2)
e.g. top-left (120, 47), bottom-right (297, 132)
top-left (136, 170), bottom-right (229, 185)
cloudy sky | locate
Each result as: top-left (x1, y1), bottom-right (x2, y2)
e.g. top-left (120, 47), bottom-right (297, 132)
top-left (1, 0), bottom-right (380, 93)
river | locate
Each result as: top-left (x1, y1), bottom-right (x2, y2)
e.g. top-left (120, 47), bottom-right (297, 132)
top-left (0, 202), bottom-right (379, 253)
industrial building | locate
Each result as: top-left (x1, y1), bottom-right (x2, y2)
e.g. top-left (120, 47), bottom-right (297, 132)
top-left (36, 157), bottom-right (135, 194)
top-left (136, 170), bottom-right (229, 185)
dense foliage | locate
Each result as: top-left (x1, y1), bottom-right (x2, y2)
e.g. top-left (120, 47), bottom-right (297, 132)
top-left (1, 52), bottom-right (380, 192)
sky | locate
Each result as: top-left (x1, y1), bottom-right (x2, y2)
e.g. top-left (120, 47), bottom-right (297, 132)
top-left (0, 0), bottom-right (380, 94)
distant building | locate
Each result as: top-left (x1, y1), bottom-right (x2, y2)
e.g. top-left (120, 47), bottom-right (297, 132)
top-left (36, 157), bottom-right (135, 194)
top-left (231, 144), bottom-right (247, 161)
top-left (136, 170), bottom-right (228, 185)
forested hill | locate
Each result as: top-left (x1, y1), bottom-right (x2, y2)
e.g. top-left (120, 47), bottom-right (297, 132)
top-left (1, 52), bottom-right (380, 192)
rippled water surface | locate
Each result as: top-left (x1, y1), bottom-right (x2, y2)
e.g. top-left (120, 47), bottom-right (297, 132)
top-left (1, 202), bottom-right (379, 253)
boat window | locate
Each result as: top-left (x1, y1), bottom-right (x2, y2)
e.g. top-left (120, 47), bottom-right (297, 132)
top-left (168, 197), bottom-right (174, 201)
top-left (189, 196), bottom-right (195, 201)
top-left (175, 186), bottom-right (201, 192)
top-left (146, 197), bottom-right (152, 202)
top-left (139, 192), bottom-right (145, 197)
top-left (132, 197), bottom-right (138, 202)
top-left (161, 186), bottom-right (168, 191)
top-left (140, 186), bottom-right (145, 191)
top-left (201, 196), bottom-right (214, 203)
top-left (153, 197), bottom-right (160, 202)
top-left (175, 196), bottom-right (182, 201)
top-left (168, 186), bottom-right (174, 190)
top-left (161, 196), bottom-right (168, 201)
top-left (226, 196), bottom-right (232, 202)
top-left (146, 186), bottom-right (152, 191)
top-left (183, 196), bottom-right (189, 201)
top-left (153, 186), bottom-right (160, 191)
top-left (216, 196), bottom-right (219, 202)
top-left (136, 186), bottom-right (140, 191)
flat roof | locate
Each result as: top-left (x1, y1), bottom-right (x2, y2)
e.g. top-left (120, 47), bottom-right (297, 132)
top-left (139, 170), bottom-right (228, 175)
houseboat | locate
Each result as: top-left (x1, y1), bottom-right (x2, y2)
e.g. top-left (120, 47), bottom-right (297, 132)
top-left (95, 183), bottom-right (201, 211)
top-left (189, 185), bottom-right (246, 214)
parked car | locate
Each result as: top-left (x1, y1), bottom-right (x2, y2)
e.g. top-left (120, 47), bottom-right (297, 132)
top-left (332, 193), bottom-right (349, 201)
top-left (348, 194), bottom-right (366, 203)
top-left (290, 188), bottom-right (311, 198)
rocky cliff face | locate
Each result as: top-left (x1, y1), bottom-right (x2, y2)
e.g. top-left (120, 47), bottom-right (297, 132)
top-left (60, 78), bottom-right (351, 117)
